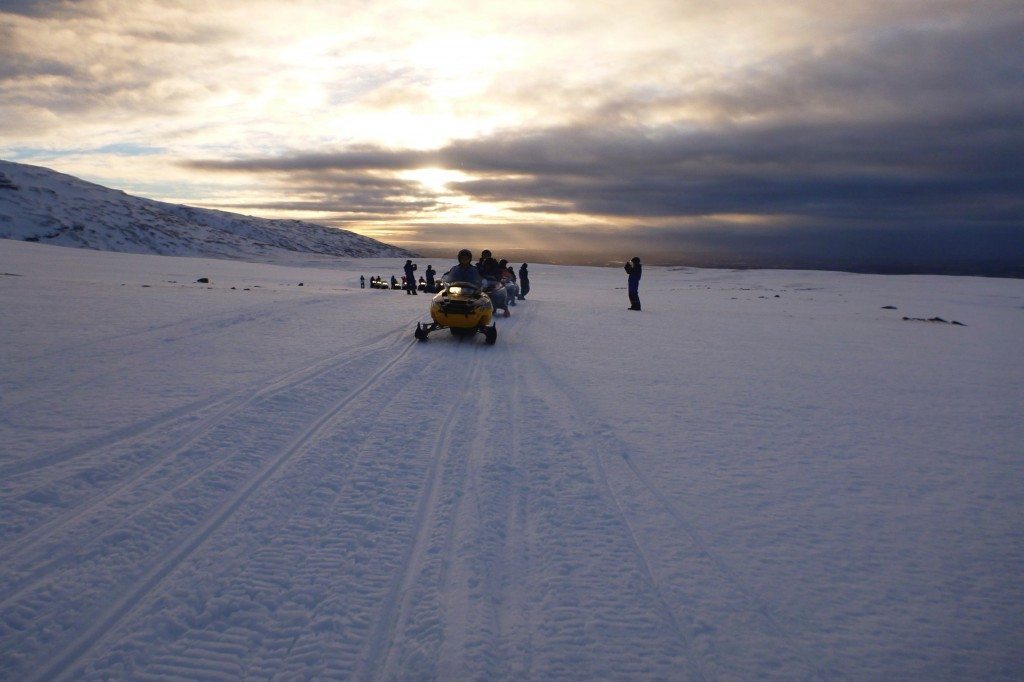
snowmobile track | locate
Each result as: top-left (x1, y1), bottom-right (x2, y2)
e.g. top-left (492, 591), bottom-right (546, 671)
top-left (362, 346), bottom-right (486, 681)
top-left (30, 338), bottom-right (420, 682)
top-left (0, 326), bottom-right (413, 592)
top-left (522, 344), bottom-right (823, 679)
top-left (3, 297), bottom-right (336, 416)
top-left (1, 323), bottom-right (410, 480)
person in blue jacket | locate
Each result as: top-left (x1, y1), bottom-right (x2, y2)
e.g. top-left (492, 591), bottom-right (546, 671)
top-left (624, 256), bottom-right (642, 310)
top-left (403, 259), bottom-right (418, 295)
top-left (442, 249), bottom-right (482, 286)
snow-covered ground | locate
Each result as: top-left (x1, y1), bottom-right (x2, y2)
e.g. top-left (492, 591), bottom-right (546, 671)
top-left (1, 238), bottom-right (1022, 680)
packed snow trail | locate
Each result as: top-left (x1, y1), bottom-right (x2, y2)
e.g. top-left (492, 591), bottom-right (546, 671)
top-left (2, 241), bottom-right (1023, 679)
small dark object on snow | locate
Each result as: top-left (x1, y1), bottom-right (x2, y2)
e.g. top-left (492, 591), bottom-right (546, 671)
top-left (196, 277), bottom-right (210, 283)
top-left (298, 282), bottom-right (304, 286)
top-left (902, 316), bottom-right (966, 326)
top-left (882, 305), bottom-right (897, 310)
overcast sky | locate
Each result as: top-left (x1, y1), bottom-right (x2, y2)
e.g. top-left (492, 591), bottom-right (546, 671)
top-left (2, 0), bottom-right (1022, 270)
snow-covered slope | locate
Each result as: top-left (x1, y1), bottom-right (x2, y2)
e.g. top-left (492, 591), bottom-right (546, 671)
top-left (0, 160), bottom-right (412, 261)
top-left (1, 240), bottom-right (1022, 679)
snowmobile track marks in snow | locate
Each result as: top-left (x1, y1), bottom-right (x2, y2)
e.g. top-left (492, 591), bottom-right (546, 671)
top-left (0, 326), bottom-right (414, 598)
top-left (362, 347), bottom-right (487, 681)
top-left (521, 344), bottom-right (823, 680)
top-left (0, 323), bottom-right (411, 480)
top-left (29, 339), bottom-right (421, 682)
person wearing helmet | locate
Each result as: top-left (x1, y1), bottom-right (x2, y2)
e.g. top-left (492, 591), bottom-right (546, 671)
top-left (442, 249), bottom-right (482, 285)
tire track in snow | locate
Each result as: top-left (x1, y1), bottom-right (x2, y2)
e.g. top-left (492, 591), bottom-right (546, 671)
top-left (585, 438), bottom-right (710, 681)
top-left (29, 337), bottom-right (422, 682)
top-left (517, 345), bottom-right (708, 680)
top-left (13, 296), bottom-right (329, 366)
top-left (361, 345), bottom-right (485, 682)
top-left (361, 306), bottom-right (531, 680)
top-left (499, 304), bottom-right (538, 678)
top-left (598, 431), bottom-right (825, 680)
top-left (475, 301), bottom-right (538, 679)
top-left (3, 297), bottom-right (335, 415)
top-left (0, 323), bottom-right (408, 480)
top-left (524, 345), bottom-right (822, 679)
top-left (434, 300), bottom-right (539, 679)
top-left (0, 326), bottom-right (411, 589)
top-left (432, 322), bottom-right (523, 678)
top-left (70, 335), bottom-right (469, 679)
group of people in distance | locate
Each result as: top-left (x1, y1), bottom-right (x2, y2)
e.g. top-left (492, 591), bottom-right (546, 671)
top-left (362, 249), bottom-right (644, 312)
top-left (362, 262), bottom-right (441, 293)
top-left (361, 251), bottom-right (531, 318)
top-left (440, 249), bottom-right (529, 318)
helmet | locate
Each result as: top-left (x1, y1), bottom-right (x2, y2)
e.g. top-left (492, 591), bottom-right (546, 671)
top-left (457, 249), bottom-right (472, 262)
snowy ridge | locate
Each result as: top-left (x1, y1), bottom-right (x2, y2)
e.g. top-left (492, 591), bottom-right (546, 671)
top-left (0, 160), bottom-right (412, 261)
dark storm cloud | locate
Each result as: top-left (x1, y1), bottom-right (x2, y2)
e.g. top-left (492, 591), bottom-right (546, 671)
top-left (694, 7), bottom-right (1024, 123)
top-left (192, 106), bottom-right (1022, 228)
top-left (192, 167), bottom-right (442, 219)
top-left (445, 117), bottom-right (1023, 224)
top-left (184, 6), bottom-right (1024, 273)
top-left (187, 149), bottom-right (440, 173)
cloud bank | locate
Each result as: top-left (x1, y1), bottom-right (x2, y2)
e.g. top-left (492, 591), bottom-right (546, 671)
top-left (2, 0), bottom-right (1023, 273)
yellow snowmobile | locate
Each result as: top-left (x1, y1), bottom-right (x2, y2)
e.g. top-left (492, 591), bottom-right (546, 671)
top-left (414, 281), bottom-right (497, 344)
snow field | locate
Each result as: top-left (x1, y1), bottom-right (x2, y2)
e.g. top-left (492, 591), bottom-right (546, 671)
top-left (1, 239), bottom-right (1023, 679)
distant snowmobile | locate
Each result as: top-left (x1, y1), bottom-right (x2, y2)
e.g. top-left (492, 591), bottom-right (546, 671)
top-left (414, 281), bottom-right (497, 344)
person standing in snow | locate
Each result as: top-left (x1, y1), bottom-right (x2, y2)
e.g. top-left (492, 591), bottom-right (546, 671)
top-left (624, 256), bottom-right (642, 310)
top-left (403, 259), bottom-right (418, 295)
top-left (518, 263), bottom-right (529, 299)
top-left (425, 265), bottom-right (436, 292)
top-left (360, 275), bottom-right (365, 289)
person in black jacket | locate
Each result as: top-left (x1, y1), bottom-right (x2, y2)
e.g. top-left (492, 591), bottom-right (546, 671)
top-left (403, 259), bottom-right (418, 295)
top-left (624, 256), bottom-right (642, 310)
top-left (518, 263), bottom-right (529, 299)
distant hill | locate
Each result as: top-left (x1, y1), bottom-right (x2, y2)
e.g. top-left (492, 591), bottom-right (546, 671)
top-left (0, 160), bottom-right (413, 261)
